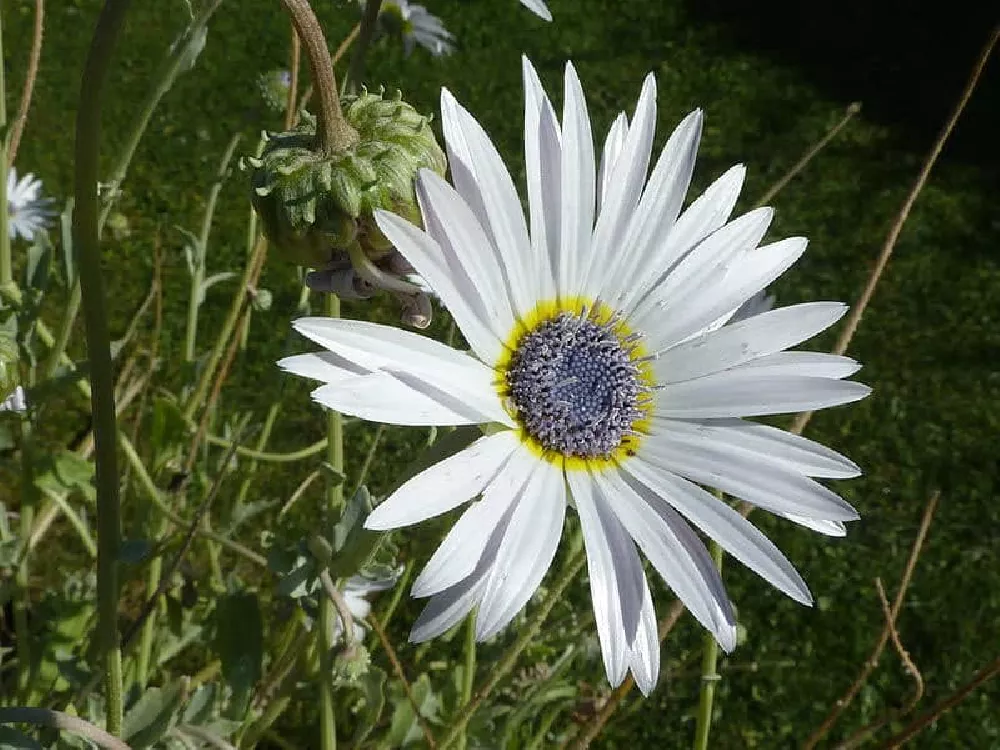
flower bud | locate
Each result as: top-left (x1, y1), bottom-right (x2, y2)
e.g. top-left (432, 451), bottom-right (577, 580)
top-left (247, 88), bottom-right (446, 270)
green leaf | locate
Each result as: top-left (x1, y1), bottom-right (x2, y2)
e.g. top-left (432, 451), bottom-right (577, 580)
top-left (213, 592), bottom-right (264, 719)
top-left (382, 673), bottom-right (441, 748)
top-left (351, 665), bottom-right (387, 745)
top-left (327, 486), bottom-right (382, 580)
top-left (34, 450), bottom-right (96, 502)
top-left (122, 678), bottom-right (188, 748)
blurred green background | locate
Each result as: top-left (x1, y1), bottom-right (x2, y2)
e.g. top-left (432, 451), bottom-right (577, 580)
top-left (3, 0), bottom-right (999, 746)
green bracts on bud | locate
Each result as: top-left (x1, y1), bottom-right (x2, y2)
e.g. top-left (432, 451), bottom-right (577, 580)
top-left (247, 88), bottom-right (446, 269)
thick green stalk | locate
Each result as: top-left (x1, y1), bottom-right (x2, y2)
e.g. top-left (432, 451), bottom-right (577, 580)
top-left (0, 3), bottom-right (11, 291)
top-left (456, 613), bottom-right (477, 750)
top-left (15, 418), bottom-right (36, 702)
top-left (692, 540), bottom-right (725, 750)
top-left (318, 292), bottom-right (343, 750)
top-left (279, 0), bottom-right (357, 155)
top-left (74, 0), bottom-right (133, 734)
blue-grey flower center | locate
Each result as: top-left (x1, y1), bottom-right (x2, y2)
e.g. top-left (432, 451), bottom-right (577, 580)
top-left (505, 312), bottom-right (645, 459)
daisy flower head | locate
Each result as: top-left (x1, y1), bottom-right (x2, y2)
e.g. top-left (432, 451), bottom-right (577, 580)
top-left (374, 0), bottom-right (455, 57)
top-left (7, 167), bottom-right (54, 242)
top-left (334, 569), bottom-right (402, 643)
top-left (280, 58), bottom-right (871, 694)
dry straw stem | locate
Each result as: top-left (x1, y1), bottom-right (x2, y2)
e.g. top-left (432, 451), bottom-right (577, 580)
top-left (790, 22), bottom-right (1000, 437)
top-left (832, 577), bottom-right (926, 749)
top-left (367, 613), bottom-right (439, 749)
top-left (803, 491), bottom-right (939, 748)
top-left (877, 655), bottom-right (1000, 748)
top-left (6, 0), bottom-right (44, 164)
top-left (0, 707), bottom-right (133, 750)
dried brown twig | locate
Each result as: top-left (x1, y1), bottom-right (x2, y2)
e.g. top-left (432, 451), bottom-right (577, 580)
top-left (804, 492), bottom-right (939, 748)
top-left (367, 613), bottom-right (438, 748)
top-left (6, 0), bottom-right (45, 165)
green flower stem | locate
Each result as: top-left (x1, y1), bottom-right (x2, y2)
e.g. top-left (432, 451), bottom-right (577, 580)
top-left (279, 0), bottom-right (357, 155)
top-left (344, 0), bottom-right (381, 94)
top-left (134, 513), bottom-right (166, 689)
top-left (439, 544), bottom-right (587, 750)
top-left (692, 540), bottom-right (725, 750)
top-left (0, 2), bottom-right (11, 291)
top-left (43, 0), bottom-right (223, 382)
top-left (318, 291), bottom-right (344, 750)
top-left (346, 239), bottom-right (423, 294)
top-left (206, 432), bottom-right (327, 462)
top-left (456, 613), bottom-right (477, 750)
top-left (185, 132), bottom-right (242, 361)
top-left (182, 233), bottom-right (267, 422)
top-left (75, 0), bottom-right (132, 735)
top-left (15, 418), bottom-right (36, 702)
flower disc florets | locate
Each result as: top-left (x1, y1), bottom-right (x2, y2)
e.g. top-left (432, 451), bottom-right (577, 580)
top-left (247, 88), bottom-right (447, 269)
top-left (504, 310), bottom-right (648, 460)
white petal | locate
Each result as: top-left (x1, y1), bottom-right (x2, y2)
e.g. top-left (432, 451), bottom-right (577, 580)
top-left (648, 236), bottom-right (811, 352)
top-left (594, 469), bottom-right (738, 651)
top-left (780, 514), bottom-right (847, 536)
top-left (608, 110), bottom-right (703, 309)
top-left (522, 56), bottom-right (561, 301)
top-left (519, 0), bottom-right (552, 21)
top-left (411, 442), bottom-right (538, 596)
top-left (640, 431), bottom-right (859, 523)
top-left (566, 471), bottom-right (629, 685)
top-left (585, 75), bottom-right (657, 298)
top-left (738, 351), bottom-right (862, 379)
top-left (628, 576), bottom-right (660, 696)
top-left (440, 89), bottom-right (535, 318)
top-left (373, 211), bottom-right (504, 363)
top-left (597, 112), bottom-right (629, 212)
top-left (623, 163), bottom-right (745, 315)
top-left (657, 369), bottom-right (871, 419)
top-left (632, 206), bottom-right (774, 346)
top-left (557, 63), bottom-right (596, 298)
top-left (409, 537), bottom-right (499, 643)
top-left (310, 371), bottom-right (492, 426)
top-left (476, 459), bottom-right (566, 640)
top-left (365, 431), bottom-right (519, 530)
top-left (414, 170), bottom-right (515, 336)
top-left (654, 302), bottom-right (849, 382)
top-left (278, 350), bottom-right (368, 383)
top-left (292, 317), bottom-right (511, 426)
top-left (653, 417), bottom-right (861, 479)
top-left (626, 459), bottom-right (812, 604)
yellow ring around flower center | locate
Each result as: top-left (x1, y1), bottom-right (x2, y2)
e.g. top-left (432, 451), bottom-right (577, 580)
top-left (495, 296), bottom-right (655, 471)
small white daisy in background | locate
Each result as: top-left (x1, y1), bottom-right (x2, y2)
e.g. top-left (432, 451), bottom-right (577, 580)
top-left (519, 0), bottom-right (552, 21)
top-left (374, 0), bottom-right (455, 57)
top-left (333, 569), bottom-right (402, 642)
top-left (6, 167), bottom-right (54, 242)
top-left (0, 386), bottom-right (27, 414)
top-left (281, 57), bottom-right (870, 694)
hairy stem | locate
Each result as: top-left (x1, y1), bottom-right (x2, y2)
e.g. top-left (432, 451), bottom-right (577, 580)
top-left (692, 541), bottom-right (724, 750)
top-left (75, 0), bottom-right (133, 734)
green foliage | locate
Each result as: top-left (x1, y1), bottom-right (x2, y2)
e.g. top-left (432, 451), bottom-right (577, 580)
top-left (1, 0), bottom-right (997, 748)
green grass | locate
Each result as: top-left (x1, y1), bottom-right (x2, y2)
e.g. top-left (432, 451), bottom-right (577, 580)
top-left (4, 0), bottom-right (999, 746)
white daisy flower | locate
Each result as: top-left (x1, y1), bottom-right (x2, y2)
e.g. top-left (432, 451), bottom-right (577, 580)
top-left (7, 168), bottom-right (54, 242)
top-left (375, 0), bottom-right (455, 57)
top-left (519, 0), bottom-right (552, 21)
top-left (0, 386), bottom-right (28, 414)
top-left (333, 569), bottom-right (401, 642)
top-left (281, 58), bottom-right (870, 694)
